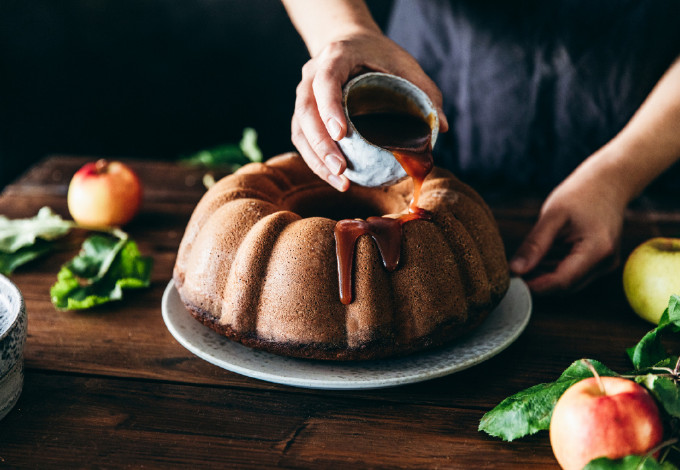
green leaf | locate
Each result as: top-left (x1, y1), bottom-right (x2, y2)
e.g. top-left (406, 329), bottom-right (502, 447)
top-left (628, 327), bottom-right (673, 371)
top-left (556, 359), bottom-right (619, 381)
top-left (181, 128), bottom-right (263, 169)
top-left (239, 127), bottom-right (262, 163)
top-left (183, 144), bottom-right (246, 167)
top-left (667, 295), bottom-right (680, 329)
top-left (0, 239), bottom-right (55, 275)
top-left (584, 455), bottom-right (678, 470)
top-left (0, 207), bottom-right (74, 275)
top-left (637, 373), bottom-right (680, 418)
top-left (633, 356), bottom-right (680, 376)
top-left (50, 236), bottom-right (152, 310)
top-left (478, 381), bottom-right (573, 441)
top-left (628, 295), bottom-right (680, 370)
top-left (64, 234), bottom-right (128, 282)
top-left (0, 207), bottom-right (73, 253)
top-left (479, 359), bottom-right (618, 441)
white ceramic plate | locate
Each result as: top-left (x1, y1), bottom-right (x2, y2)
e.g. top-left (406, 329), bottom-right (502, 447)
top-left (162, 278), bottom-right (532, 390)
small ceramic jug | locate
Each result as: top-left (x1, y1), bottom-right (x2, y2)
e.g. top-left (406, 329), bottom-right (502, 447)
top-left (338, 72), bottom-right (439, 187)
top-left (0, 274), bottom-right (27, 421)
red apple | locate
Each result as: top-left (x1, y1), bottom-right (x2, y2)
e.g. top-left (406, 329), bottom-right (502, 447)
top-left (550, 376), bottom-right (663, 470)
top-left (67, 159), bottom-right (143, 228)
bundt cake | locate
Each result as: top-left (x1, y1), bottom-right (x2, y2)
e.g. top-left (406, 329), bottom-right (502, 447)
top-left (173, 152), bottom-right (510, 360)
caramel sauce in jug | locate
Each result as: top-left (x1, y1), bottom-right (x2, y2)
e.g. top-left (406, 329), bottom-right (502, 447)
top-left (334, 112), bottom-right (434, 304)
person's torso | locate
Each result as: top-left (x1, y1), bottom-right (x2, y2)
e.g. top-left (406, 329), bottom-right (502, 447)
top-left (388, 0), bottom-right (680, 194)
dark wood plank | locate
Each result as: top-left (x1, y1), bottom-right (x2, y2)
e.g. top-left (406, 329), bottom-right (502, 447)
top-left (2, 155), bottom-right (229, 202)
top-left (0, 372), bottom-right (298, 469)
top-left (0, 157), bottom-right (676, 396)
top-left (276, 405), bottom-right (556, 469)
top-left (11, 253), bottom-right (676, 405)
top-left (0, 371), bottom-right (560, 469)
top-left (1, 156), bottom-right (679, 469)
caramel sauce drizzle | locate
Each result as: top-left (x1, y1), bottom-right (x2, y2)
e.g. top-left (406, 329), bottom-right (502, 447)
top-left (334, 113), bottom-right (434, 304)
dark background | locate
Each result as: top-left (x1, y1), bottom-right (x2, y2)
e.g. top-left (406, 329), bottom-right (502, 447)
top-left (0, 0), bottom-right (393, 189)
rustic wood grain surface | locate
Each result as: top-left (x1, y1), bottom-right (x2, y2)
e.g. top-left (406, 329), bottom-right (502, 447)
top-left (0, 155), bottom-right (678, 469)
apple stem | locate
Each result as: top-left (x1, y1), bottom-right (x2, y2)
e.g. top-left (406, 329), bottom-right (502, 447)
top-left (650, 367), bottom-right (675, 375)
top-left (95, 159), bottom-right (109, 174)
top-left (646, 437), bottom-right (678, 464)
top-left (109, 227), bottom-right (129, 241)
top-left (583, 359), bottom-right (606, 395)
top-left (648, 356), bottom-right (680, 381)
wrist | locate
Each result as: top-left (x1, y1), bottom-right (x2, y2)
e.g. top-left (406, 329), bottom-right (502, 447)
top-left (565, 144), bottom-right (639, 211)
top-left (283, 0), bottom-right (382, 57)
top-left (308, 25), bottom-right (383, 57)
top-left (592, 129), bottom-right (680, 205)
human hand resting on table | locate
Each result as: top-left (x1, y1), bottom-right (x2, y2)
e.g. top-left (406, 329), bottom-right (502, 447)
top-left (283, 0), bottom-right (448, 191)
top-left (511, 56), bottom-right (680, 294)
top-left (509, 168), bottom-right (626, 294)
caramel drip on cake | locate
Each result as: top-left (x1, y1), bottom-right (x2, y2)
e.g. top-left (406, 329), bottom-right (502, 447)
top-left (334, 112), bottom-right (434, 304)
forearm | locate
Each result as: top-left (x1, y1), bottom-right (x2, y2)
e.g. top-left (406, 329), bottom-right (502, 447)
top-left (571, 57), bottom-right (680, 206)
top-left (282, 0), bottom-right (448, 191)
top-left (281, 0), bottom-right (381, 56)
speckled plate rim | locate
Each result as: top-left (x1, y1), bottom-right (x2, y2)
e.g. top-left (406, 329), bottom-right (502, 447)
top-left (0, 274), bottom-right (23, 342)
top-left (162, 278), bottom-right (532, 390)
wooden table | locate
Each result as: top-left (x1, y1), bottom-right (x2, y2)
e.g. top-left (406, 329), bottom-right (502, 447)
top-left (0, 156), bottom-right (678, 469)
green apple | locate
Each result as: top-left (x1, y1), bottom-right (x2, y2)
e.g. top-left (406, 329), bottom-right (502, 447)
top-left (623, 237), bottom-right (680, 324)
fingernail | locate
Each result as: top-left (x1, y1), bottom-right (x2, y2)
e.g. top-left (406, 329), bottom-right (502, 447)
top-left (510, 257), bottom-right (526, 273)
top-left (325, 154), bottom-right (343, 175)
top-left (328, 174), bottom-right (347, 191)
top-left (326, 118), bottom-right (343, 141)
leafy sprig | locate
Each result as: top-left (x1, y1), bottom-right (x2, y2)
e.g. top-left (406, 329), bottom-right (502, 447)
top-left (1, 207), bottom-right (153, 310)
top-left (478, 360), bottom-right (618, 441)
top-left (0, 207), bottom-right (75, 275)
top-left (584, 453), bottom-right (679, 470)
top-left (628, 295), bottom-right (680, 370)
top-left (479, 295), bottom-right (680, 469)
top-left (50, 233), bottom-right (153, 310)
top-left (180, 127), bottom-right (263, 169)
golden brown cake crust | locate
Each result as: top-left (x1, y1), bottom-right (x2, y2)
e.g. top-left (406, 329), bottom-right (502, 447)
top-left (173, 152), bottom-right (510, 361)
top-left (174, 277), bottom-right (506, 361)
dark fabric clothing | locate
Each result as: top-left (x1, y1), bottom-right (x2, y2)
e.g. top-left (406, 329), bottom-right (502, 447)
top-left (387, 0), bottom-right (680, 194)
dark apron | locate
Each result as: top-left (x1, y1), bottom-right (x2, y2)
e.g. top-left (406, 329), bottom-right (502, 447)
top-left (387, 0), bottom-right (680, 195)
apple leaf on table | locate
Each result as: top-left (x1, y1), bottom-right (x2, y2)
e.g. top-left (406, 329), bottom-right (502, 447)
top-left (50, 234), bottom-right (153, 310)
top-left (1, 207), bottom-right (154, 309)
top-left (0, 207), bottom-right (75, 275)
top-left (64, 232), bottom-right (128, 282)
top-left (0, 207), bottom-right (74, 252)
top-left (584, 455), bottom-right (677, 470)
top-left (627, 296), bottom-right (680, 418)
top-left (480, 295), bottom-right (680, 468)
top-left (180, 127), bottom-right (263, 169)
top-left (628, 295), bottom-right (680, 370)
top-left (0, 239), bottom-right (54, 276)
top-left (478, 359), bottom-right (618, 441)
